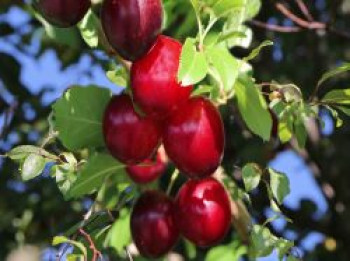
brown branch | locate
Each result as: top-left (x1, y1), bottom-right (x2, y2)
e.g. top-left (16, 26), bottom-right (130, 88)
top-left (294, 0), bottom-right (314, 21)
top-left (214, 168), bottom-right (252, 244)
top-left (79, 228), bottom-right (103, 261)
top-left (249, 20), bottom-right (301, 33)
top-left (251, 1), bottom-right (350, 44)
top-left (275, 3), bottom-right (325, 29)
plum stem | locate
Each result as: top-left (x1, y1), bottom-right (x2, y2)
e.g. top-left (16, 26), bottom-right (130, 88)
top-left (166, 169), bottom-right (180, 195)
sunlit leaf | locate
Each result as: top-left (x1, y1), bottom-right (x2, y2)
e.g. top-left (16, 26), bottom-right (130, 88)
top-left (235, 76), bottom-right (272, 141)
top-left (242, 163), bottom-right (262, 191)
top-left (67, 153), bottom-right (126, 199)
top-left (269, 168), bottom-right (290, 205)
top-left (244, 40), bottom-right (273, 62)
top-left (322, 89), bottom-right (350, 105)
top-left (178, 38), bottom-right (208, 85)
top-left (21, 154), bottom-right (47, 181)
top-left (52, 86), bottom-right (112, 151)
top-left (107, 208), bottom-right (131, 254)
top-left (317, 63), bottom-right (350, 87)
top-left (78, 9), bottom-right (99, 48)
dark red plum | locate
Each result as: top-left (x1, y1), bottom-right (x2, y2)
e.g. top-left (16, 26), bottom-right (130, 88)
top-left (101, 0), bottom-right (163, 61)
top-left (35, 0), bottom-right (90, 27)
top-left (131, 191), bottom-right (179, 258)
top-left (103, 94), bottom-right (161, 164)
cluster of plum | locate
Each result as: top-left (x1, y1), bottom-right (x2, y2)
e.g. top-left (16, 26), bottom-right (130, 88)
top-left (35, 0), bottom-right (232, 258)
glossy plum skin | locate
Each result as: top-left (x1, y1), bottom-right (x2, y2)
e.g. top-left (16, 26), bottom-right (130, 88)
top-left (175, 178), bottom-right (231, 247)
top-left (126, 151), bottom-right (167, 184)
top-left (103, 95), bottom-right (161, 165)
top-left (101, 0), bottom-right (162, 61)
top-left (131, 191), bottom-right (179, 258)
top-left (163, 97), bottom-right (224, 178)
top-left (35, 0), bottom-right (90, 27)
top-left (131, 35), bottom-right (193, 119)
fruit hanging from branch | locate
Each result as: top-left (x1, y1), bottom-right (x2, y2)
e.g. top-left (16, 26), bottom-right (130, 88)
top-left (131, 35), bottom-right (193, 119)
top-left (34, 0), bottom-right (91, 27)
top-left (103, 94), bottom-right (162, 164)
top-left (101, 0), bottom-right (163, 61)
top-left (126, 150), bottom-right (167, 184)
top-left (163, 97), bottom-right (225, 178)
top-left (130, 190), bottom-right (180, 258)
top-left (175, 177), bottom-right (232, 247)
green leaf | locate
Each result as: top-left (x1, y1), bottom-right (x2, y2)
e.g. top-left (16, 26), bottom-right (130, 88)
top-left (208, 0), bottom-right (245, 18)
top-left (250, 225), bottom-right (276, 257)
top-left (326, 105), bottom-right (343, 127)
top-left (278, 84), bottom-right (303, 103)
top-left (317, 63), bottom-right (350, 87)
top-left (222, 16), bottom-right (252, 48)
top-left (178, 38), bottom-right (208, 85)
top-left (67, 153), bottom-right (126, 199)
top-left (244, 40), bottom-right (273, 62)
top-left (223, 176), bottom-right (250, 202)
top-left (322, 89), bottom-right (350, 105)
top-left (189, 0), bottom-right (200, 13)
top-left (21, 154), bottom-right (47, 181)
top-left (245, 0), bottom-right (262, 20)
top-left (50, 153), bottom-right (78, 198)
top-left (7, 145), bottom-right (57, 161)
top-left (206, 47), bottom-right (240, 91)
top-left (52, 236), bottom-right (87, 257)
top-left (106, 66), bottom-right (128, 88)
top-left (107, 208), bottom-right (131, 254)
top-left (276, 238), bottom-right (294, 260)
top-left (205, 245), bottom-right (239, 261)
top-left (78, 9), bottom-right (99, 48)
top-left (67, 254), bottom-right (84, 261)
top-left (206, 240), bottom-right (246, 261)
top-left (235, 76), bottom-right (272, 141)
top-left (242, 163), bottom-right (262, 191)
top-left (192, 85), bottom-right (213, 96)
top-left (52, 235), bottom-right (70, 245)
top-left (52, 86), bottom-right (112, 151)
top-left (270, 199), bottom-right (282, 213)
top-left (278, 120), bottom-right (293, 143)
top-left (294, 119), bottom-right (307, 148)
top-left (184, 239), bottom-right (197, 259)
top-left (336, 105), bottom-right (350, 116)
top-left (269, 168), bottom-right (290, 205)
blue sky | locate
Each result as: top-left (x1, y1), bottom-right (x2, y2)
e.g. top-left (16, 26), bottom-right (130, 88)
top-left (0, 5), bottom-right (332, 261)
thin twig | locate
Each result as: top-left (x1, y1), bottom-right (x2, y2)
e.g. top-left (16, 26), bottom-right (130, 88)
top-left (295, 0), bottom-right (314, 21)
top-left (166, 169), bottom-right (180, 195)
top-left (250, 1), bottom-right (350, 41)
top-left (275, 3), bottom-right (325, 29)
top-left (249, 20), bottom-right (301, 33)
top-left (79, 228), bottom-right (103, 261)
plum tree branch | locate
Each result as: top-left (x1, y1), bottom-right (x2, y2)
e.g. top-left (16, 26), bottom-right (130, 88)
top-left (275, 3), bottom-right (325, 29)
top-left (214, 168), bottom-right (252, 244)
top-left (248, 20), bottom-right (301, 33)
top-left (250, 1), bottom-right (350, 40)
top-left (79, 228), bottom-right (102, 261)
top-left (294, 0), bottom-right (314, 21)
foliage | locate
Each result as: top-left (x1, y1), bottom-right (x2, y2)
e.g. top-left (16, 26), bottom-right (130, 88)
top-left (2, 0), bottom-right (350, 260)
